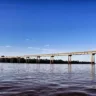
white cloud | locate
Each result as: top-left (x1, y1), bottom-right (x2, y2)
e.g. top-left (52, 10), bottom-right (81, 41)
top-left (44, 44), bottom-right (50, 47)
top-left (28, 47), bottom-right (57, 53)
top-left (5, 45), bottom-right (12, 48)
top-left (28, 47), bottom-right (33, 49)
top-left (28, 47), bottom-right (40, 50)
top-left (26, 39), bottom-right (30, 41)
top-left (41, 48), bottom-right (57, 53)
top-left (25, 39), bottom-right (36, 42)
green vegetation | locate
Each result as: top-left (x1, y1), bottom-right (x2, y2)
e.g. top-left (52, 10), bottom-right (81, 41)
top-left (0, 57), bottom-right (92, 64)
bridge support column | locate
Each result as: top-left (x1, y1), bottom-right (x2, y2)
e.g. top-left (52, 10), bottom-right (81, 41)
top-left (26, 57), bottom-right (29, 63)
top-left (18, 57), bottom-right (20, 63)
top-left (5, 58), bottom-right (7, 63)
top-left (26, 57), bottom-right (27, 63)
top-left (68, 55), bottom-right (72, 64)
top-left (10, 58), bottom-right (13, 63)
top-left (50, 56), bottom-right (54, 64)
top-left (91, 53), bottom-right (95, 64)
top-left (37, 56), bottom-right (40, 63)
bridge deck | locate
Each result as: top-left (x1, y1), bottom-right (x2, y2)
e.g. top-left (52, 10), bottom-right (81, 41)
top-left (1, 50), bottom-right (96, 58)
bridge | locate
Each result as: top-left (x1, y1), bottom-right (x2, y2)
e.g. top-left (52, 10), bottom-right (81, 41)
top-left (1, 50), bottom-right (96, 64)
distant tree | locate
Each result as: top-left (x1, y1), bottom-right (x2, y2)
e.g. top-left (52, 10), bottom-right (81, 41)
top-left (1, 55), bottom-right (5, 57)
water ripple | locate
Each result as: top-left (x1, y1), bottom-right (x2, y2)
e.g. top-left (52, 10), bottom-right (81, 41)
top-left (0, 63), bottom-right (96, 96)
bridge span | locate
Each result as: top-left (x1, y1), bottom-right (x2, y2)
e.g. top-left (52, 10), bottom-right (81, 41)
top-left (1, 50), bottom-right (96, 64)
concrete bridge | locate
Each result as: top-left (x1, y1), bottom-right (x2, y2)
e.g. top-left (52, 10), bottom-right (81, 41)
top-left (1, 50), bottom-right (96, 64)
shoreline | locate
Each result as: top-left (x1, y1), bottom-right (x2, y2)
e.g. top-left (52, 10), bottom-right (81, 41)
top-left (0, 58), bottom-right (94, 64)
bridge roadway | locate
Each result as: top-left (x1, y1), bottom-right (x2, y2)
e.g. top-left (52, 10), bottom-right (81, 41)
top-left (24, 50), bottom-right (96, 57)
top-left (0, 50), bottom-right (96, 64)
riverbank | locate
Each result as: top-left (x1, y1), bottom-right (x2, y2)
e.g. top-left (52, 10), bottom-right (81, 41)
top-left (0, 58), bottom-right (93, 64)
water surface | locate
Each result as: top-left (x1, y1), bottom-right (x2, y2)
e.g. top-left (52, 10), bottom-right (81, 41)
top-left (0, 63), bottom-right (96, 96)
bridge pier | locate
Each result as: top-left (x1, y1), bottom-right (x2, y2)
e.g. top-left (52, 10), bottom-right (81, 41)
top-left (5, 58), bottom-right (7, 63)
top-left (50, 56), bottom-right (54, 64)
top-left (37, 56), bottom-right (40, 63)
top-left (91, 53), bottom-right (95, 64)
top-left (68, 55), bottom-right (72, 64)
top-left (10, 58), bottom-right (13, 63)
top-left (26, 57), bottom-right (27, 63)
top-left (18, 57), bottom-right (20, 63)
top-left (26, 57), bottom-right (29, 63)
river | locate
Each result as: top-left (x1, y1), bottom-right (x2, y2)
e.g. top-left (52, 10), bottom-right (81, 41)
top-left (0, 63), bottom-right (96, 96)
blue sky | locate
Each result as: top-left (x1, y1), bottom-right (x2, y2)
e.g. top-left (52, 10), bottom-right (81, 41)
top-left (0, 0), bottom-right (96, 61)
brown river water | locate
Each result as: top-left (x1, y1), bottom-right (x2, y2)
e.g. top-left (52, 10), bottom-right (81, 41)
top-left (0, 63), bottom-right (96, 96)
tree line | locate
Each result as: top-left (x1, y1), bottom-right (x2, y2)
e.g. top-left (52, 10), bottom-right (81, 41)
top-left (0, 57), bottom-right (91, 64)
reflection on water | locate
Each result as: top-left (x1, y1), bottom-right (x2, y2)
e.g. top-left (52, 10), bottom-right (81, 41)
top-left (50, 64), bottom-right (54, 73)
top-left (68, 64), bottom-right (72, 73)
top-left (0, 63), bottom-right (96, 96)
top-left (90, 64), bottom-right (95, 81)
